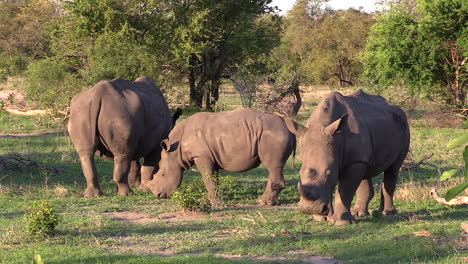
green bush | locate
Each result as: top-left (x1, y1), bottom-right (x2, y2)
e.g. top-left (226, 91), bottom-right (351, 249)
top-left (25, 59), bottom-right (84, 114)
top-left (171, 178), bottom-right (211, 212)
top-left (440, 133), bottom-right (468, 200)
top-left (24, 201), bottom-right (59, 238)
top-left (83, 33), bottom-right (161, 84)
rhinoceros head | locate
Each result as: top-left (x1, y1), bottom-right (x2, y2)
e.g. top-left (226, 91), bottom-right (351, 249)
top-left (145, 138), bottom-right (184, 198)
top-left (284, 115), bottom-right (348, 215)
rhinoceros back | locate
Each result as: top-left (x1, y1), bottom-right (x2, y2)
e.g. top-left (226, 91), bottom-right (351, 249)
top-left (175, 108), bottom-right (293, 172)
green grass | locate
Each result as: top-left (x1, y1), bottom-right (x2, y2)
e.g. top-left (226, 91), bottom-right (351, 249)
top-left (1, 90), bottom-right (467, 263)
top-left (0, 111), bottom-right (64, 134)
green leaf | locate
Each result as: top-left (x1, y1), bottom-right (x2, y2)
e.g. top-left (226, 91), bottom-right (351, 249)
top-left (444, 182), bottom-right (468, 201)
top-left (440, 169), bottom-right (460, 181)
top-left (33, 254), bottom-right (44, 264)
top-left (446, 133), bottom-right (468, 150)
top-left (464, 146), bottom-right (468, 179)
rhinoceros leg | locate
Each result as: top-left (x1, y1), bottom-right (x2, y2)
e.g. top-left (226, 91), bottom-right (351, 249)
top-left (128, 160), bottom-right (141, 188)
top-left (379, 166), bottom-right (399, 215)
top-left (351, 179), bottom-right (375, 217)
top-left (139, 150), bottom-right (161, 192)
top-left (257, 166), bottom-right (285, 206)
top-left (78, 151), bottom-right (103, 197)
top-left (194, 157), bottom-right (221, 207)
top-left (113, 155), bottom-right (133, 196)
top-left (329, 163), bottom-right (366, 225)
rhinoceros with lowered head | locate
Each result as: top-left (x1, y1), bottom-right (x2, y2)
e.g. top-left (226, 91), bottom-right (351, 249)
top-left (68, 76), bottom-right (180, 197)
top-left (144, 108), bottom-right (296, 206)
top-left (284, 89), bottom-right (410, 225)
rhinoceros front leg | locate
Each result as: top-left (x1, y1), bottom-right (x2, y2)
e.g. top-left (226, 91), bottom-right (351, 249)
top-left (128, 160), bottom-right (141, 188)
top-left (194, 157), bottom-right (221, 207)
top-left (139, 150), bottom-right (160, 192)
top-left (379, 166), bottom-right (399, 215)
top-left (329, 163), bottom-right (366, 225)
top-left (113, 155), bottom-right (133, 196)
top-left (78, 151), bottom-right (103, 197)
top-left (351, 178), bottom-right (375, 217)
top-left (257, 166), bottom-right (285, 206)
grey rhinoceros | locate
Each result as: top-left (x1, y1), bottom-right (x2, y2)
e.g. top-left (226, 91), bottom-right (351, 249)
top-left (284, 89), bottom-right (410, 225)
top-left (68, 76), bottom-right (179, 197)
top-left (144, 108), bottom-right (296, 206)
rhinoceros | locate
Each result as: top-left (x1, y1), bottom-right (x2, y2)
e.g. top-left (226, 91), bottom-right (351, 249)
top-left (68, 76), bottom-right (178, 197)
top-left (284, 89), bottom-right (410, 225)
top-left (144, 108), bottom-right (296, 206)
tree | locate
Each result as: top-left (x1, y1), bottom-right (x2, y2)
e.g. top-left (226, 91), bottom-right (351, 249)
top-left (0, 0), bottom-right (59, 76)
top-left (166, 0), bottom-right (279, 109)
top-left (282, 0), bottom-right (374, 87)
top-left (362, 0), bottom-right (468, 108)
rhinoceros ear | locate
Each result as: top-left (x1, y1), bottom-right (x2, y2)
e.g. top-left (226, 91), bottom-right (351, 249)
top-left (161, 139), bottom-right (179, 152)
top-left (284, 117), bottom-right (307, 137)
top-left (324, 114), bottom-right (348, 136)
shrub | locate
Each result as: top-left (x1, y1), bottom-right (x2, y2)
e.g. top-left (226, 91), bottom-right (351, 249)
top-left (171, 178), bottom-right (211, 212)
top-left (24, 201), bottom-right (59, 238)
top-left (83, 33), bottom-right (161, 84)
top-left (25, 59), bottom-right (84, 114)
top-left (440, 133), bottom-right (468, 200)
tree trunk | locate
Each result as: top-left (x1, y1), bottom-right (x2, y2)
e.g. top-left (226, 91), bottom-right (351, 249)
top-left (291, 81), bottom-right (302, 117)
top-left (189, 54), bottom-right (204, 108)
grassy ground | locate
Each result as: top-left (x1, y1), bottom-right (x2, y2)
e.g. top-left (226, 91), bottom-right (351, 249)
top-left (1, 87), bottom-right (467, 264)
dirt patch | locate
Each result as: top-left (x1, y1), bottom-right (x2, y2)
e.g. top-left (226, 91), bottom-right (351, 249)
top-left (0, 89), bottom-right (47, 115)
top-left (157, 211), bottom-right (214, 222)
top-left (103, 211), bottom-right (216, 224)
top-left (103, 211), bottom-right (158, 224)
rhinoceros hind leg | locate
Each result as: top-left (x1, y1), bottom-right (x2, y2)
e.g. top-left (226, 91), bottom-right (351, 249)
top-left (83, 187), bottom-right (103, 197)
top-left (352, 178), bottom-right (374, 217)
top-left (379, 160), bottom-right (402, 215)
top-left (78, 151), bottom-right (103, 197)
top-left (113, 155), bottom-right (133, 196)
top-left (128, 160), bottom-right (142, 188)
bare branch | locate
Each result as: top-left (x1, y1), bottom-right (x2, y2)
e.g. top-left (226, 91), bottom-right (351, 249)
top-left (430, 188), bottom-right (468, 205)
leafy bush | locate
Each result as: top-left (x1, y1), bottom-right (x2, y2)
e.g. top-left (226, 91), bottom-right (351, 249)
top-left (171, 178), bottom-right (211, 212)
top-left (24, 201), bottom-right (59, 238)
top-left (83, 33), bottom-right (161, 84)
top-left (440, 133), bottom-right (468, 200)
top-left (25, 59), bottom-right (84, 114)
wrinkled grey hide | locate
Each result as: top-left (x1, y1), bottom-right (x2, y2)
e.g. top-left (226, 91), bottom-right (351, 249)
top-left (285, 89), bottom-right (410, 225)
top-left (145, 108), bottom-right (296, 206)
top-left (68, 76), bottom-right (174, 197)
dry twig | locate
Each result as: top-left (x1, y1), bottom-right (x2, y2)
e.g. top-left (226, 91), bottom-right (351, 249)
top-left (430, 188), bottom-right (468, 205)
top-left (0, 154), bottom-right (64, 174)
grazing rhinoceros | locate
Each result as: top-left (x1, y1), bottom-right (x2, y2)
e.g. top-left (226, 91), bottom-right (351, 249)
top-left (68, 76), bottom-right (179, 197)
top-left (144, 108), bottom-right (296, 206)
top-left (284, 89), bottom-right (410, 225)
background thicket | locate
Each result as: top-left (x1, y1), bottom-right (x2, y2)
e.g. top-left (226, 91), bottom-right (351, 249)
top-left (0, 0), bottom-right (466, 110)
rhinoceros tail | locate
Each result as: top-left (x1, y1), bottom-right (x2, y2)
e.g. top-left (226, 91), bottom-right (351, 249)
top-left (89, 93), bottom-right (102, 148)
top-left (291, 133), bottom-right (297, 169)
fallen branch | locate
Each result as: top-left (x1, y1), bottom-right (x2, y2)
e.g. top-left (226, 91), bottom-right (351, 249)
top-left (0, 154), bottom-right (64, 174)
top-left (430, 188), bottom-right (468, 205)
top-left (402, 153), bottom-right (435, 171)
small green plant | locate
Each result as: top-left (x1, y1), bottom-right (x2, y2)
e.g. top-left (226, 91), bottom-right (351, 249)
top-left (24, 201), bottom-right (59, 238)
top-left (171, 178), bottom-right (211, 212)
top-left (440, 132), bottom-right (468, 201)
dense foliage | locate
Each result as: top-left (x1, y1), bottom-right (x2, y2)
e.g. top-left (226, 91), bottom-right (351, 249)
top-left (362, 0), bottom-right (468, 107)
top-left (0, 0), bottom-right (466, 109)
